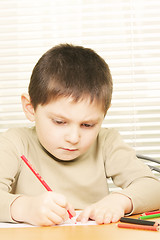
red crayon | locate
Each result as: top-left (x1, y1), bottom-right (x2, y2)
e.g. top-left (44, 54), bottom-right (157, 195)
top-left (117, 223), bottom-right (159, 231)
top-left (142, 210), bottom-right (160, 216)
top-left (21, 155), bottom-right (73, 219)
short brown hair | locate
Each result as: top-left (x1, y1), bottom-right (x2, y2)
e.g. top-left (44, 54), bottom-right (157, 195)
top-left (29, 44), bottom-right (113, 114)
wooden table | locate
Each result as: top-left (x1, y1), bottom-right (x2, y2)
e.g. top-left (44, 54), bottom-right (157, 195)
top-left (0, 216), bottom-right (160, 240)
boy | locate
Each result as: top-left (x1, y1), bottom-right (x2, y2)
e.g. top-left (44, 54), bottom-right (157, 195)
top-left (0, 44), bottom-right (160, 226)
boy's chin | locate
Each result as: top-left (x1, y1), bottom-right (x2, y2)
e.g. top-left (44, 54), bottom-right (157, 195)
top-left (51, 154), bottom-right (78, 162)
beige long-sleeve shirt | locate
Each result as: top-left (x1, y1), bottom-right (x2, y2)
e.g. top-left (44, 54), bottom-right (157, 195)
top-left (0, 127), bottom-right (160, 222)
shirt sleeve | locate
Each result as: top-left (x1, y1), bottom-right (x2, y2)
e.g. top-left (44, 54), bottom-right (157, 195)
top-left (0, 130), bottom-right (23, 222)
top-left (103, 128), bottom-right (160, 214)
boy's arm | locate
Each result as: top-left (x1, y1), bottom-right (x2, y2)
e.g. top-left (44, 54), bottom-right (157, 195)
top-left (0, 190), bottom-right (21, 222)
top-left (104, 129), bottom-right (160, 214)
top-left (77, 177), bottom-right (160, 224)
top-left (117, 177), bottom-right (160, 215)
top-left (0, 145), bottom-right (21, 222)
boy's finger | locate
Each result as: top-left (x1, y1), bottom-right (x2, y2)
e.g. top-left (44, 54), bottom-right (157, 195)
top-left (94, 212), bottom-right (106, 224)
top-left (66, 203), bottom-right (76, 217)
top-left (76, 208), bottom-right (92, 223)
top-left (103, 213), bottom-right (112, 224)
top-left (111, 213), bottom-right (121, 223)
top-left (47, 211), bottom-right (64, 225)
top-left (51, 192), bottom-right (68, 207)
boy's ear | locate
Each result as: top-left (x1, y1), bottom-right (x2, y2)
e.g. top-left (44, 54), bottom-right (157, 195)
top-left (21, 93), bottom-right (35, 122)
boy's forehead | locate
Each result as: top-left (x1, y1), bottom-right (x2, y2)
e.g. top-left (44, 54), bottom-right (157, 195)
top-left (46, 96), bottom-right (104, 111)
top-left (37, 96), bottom-right (105, 117)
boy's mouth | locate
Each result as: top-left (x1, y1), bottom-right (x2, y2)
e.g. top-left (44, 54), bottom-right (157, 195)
top-left (61, 148), bottom-right (78, 152)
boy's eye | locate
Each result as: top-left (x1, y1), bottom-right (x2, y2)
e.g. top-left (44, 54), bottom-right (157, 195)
top-left (82, 123), bottom-right (95, 128)
top-left (53, 119), bottom-right (66, 125)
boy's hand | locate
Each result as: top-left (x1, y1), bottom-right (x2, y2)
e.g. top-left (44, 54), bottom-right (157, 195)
top-left (77, 193), bottom-right (132, 224)
top-left (11, 192), bottom-right (76, 226)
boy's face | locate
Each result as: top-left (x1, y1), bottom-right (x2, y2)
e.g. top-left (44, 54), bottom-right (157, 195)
top-left (33, 97), bottom-right (104, 161)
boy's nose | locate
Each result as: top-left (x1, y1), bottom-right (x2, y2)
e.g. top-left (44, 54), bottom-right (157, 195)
top-left (65, 126), bottom-right (80, 144)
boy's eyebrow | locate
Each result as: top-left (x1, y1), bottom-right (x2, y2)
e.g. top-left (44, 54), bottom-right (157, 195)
top-left (81, 117), bottom-right (102, 123)
top-left (47, 112), bottom-right (102, 123)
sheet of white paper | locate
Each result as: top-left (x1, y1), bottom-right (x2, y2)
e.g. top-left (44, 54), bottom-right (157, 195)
top-left (0, 211), bottom-right (97, 228)
top-left (59, 211), bottom-right (97, 226)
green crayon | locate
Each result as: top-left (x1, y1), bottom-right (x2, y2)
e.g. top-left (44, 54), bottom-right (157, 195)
top-left (140, 213), bottom-right (160, 220)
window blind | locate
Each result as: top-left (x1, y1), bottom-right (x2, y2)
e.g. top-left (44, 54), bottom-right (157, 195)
top-left (0, 0), bottom-right (160, 163)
